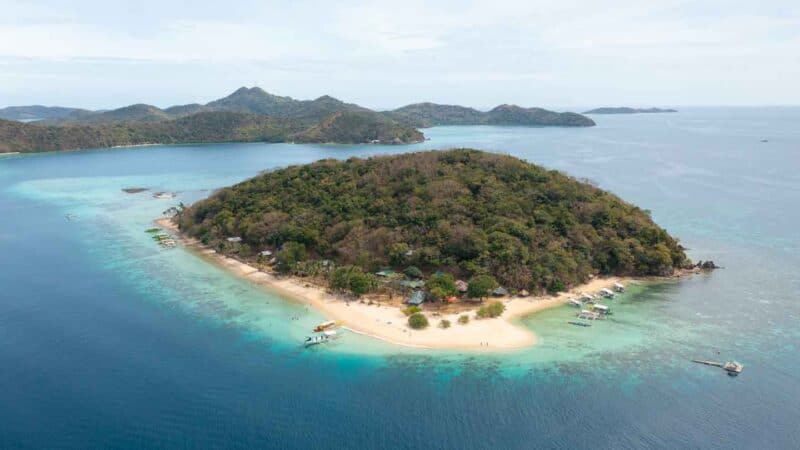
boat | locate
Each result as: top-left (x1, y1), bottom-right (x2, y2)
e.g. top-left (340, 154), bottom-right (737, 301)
top-left (313, 320), bottom-right (337, 332)
top-left (304, 330), bottom-right (338, 348)
top-left (577, 310), bottom-right (600, 320)
top-left (723, 361), bottom-right (744, 376)
top-left (593, 304), bottom-right (611, 315)
top-left (568, 298), bottom-right (583, 308)
top-left (580, 293), bottom-right (595, 303)
top-left (613, 282), bottom-right (625, 292)
top-left (599, 288), bottom-right (615, 298)
top-left (568, 320), bottom-right (591, 327)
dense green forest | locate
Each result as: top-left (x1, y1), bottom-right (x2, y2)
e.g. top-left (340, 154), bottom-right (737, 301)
top-left (0, 111), bottom-right (423, 153)
top-left (178, 149), bottom-right (688, 295)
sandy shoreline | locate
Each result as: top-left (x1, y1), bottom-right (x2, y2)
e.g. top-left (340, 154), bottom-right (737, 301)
top-left (156, 217), bottom-right (631, 351)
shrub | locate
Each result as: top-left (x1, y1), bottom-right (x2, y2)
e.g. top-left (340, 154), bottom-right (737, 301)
top-left (458, 315), bottom-right (470, 325)
top-left (403, 305), bottom-right (421, 316)
top-left (467, 274), bottom-right (498, 299)
top-left (477, 301), bottom-right (505, 319)
top-left (275, 241), bottom-right (306, 273)
top-left (408, 312), bottom-right (429, 329)
top-left (426, 273), bottom-right (457, 300)
top-left (548, 278), bottom-right (566, 294)
top-left (439, 319), bottom-right (451, 329)
top-left (403, 265), bottom-right (423, 279)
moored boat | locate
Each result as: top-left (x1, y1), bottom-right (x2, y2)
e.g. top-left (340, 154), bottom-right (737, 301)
top-left (613, 282), bottom-right (625, 292)
top-left (568, 298), bottom-right (583, 308)
top-left (313, 320), bottom-right (337, 332)
top-left (599, 288), bottom-right (615, 298)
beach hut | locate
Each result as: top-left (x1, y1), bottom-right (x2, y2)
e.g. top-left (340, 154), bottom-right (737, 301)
top-left (492, 287), bottom-right (509, 297)
top-left (259, 250), bottom-right (273, 257)
top-left (406, 291), bottom-right (426, 306)
top-left (226, 236), bottom-right (242, 243)
top-left (455, 280), bottom-right (468, 293)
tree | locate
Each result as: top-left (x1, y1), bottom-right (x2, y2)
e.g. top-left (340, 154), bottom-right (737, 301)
top-left (408, 312), bottom-right (429, 329)
top-left (275, 241), bottom-right (306, 273)
top-left (458, 315), bottom-right (470, 325)
top-left (403, 305), bottom-right (421, 316)
top-left (477, 301), bottom-right (505, 318)
top-left (403, 265), bottom-right (423, 279)
top-left (425, 273), bottom-right (457, 300)
top-left (467, 274), bottom-right (498, 299)
top-left (330, 265), bottom-right (375, 296)
top-left (439, 319), bottom-right (451, 329)
top-left (548, 278), bottom-right (566, 294)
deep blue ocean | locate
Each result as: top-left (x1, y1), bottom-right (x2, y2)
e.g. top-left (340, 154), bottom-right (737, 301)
top-left (1, 108), bottom-right (799, 449)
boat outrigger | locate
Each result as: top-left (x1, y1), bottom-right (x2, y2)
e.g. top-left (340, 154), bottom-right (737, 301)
top-left (568, 320), bottom-right (591, 327)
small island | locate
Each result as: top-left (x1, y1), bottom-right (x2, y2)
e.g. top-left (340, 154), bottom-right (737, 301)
top-left (583, 107), bottom-right (678, 114)
top-left (161, 149), bottom-right (698, 350)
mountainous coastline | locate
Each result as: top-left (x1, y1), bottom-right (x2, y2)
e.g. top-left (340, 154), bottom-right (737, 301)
top-left (178, 149), bottom-right (688, 296)
top-left (0, 87), bottom-right (596, 153)
top-left (583, 107), bottom-right (677, 114)
top-left (386, 102), bottom-right (596, 127)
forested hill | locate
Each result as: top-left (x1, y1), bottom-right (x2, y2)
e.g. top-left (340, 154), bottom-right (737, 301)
top-left (0, 111), bottom-right (423, 153)
top-left (386, 103), bottom-right (596, 127)
top-left (179, 149), bottom-right (688, 294)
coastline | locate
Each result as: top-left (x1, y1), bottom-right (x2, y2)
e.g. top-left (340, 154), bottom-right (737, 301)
top-left (156, 217), bottom-right (633, 351)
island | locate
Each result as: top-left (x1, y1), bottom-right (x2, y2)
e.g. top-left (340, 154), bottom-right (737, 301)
top-left (583, 107), bottom-right (678, 114)
top-left (0, 87), bottom-right (597, 154)
top-left (161, 149), bottom-right (697, 350)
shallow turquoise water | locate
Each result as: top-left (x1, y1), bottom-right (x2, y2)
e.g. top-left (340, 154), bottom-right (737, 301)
top-left (1, 108), bottom-right (799, 448)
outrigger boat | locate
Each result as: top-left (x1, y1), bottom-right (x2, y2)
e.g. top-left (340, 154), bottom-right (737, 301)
top-left (599, 288), bottom-right (615, 298)
top-left (577, 310), bottom-right (601, 320)
top-left (568, 298), bottom-right (583, 308)
top-left (593, 304), bottom-right (612, 315)
top-left (613, 282), bottom-right (625, 292)
top-left (580, 293), bottom-right (596, 303)
top-left (304, 330), bottom-right (338, 348)
top-left (313, 320), bottom-right (337, 332)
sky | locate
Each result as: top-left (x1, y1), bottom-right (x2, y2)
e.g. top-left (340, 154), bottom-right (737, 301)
top-left (1, 0), bottom-right (798, 110)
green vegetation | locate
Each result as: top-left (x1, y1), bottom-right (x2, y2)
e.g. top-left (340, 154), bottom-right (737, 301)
top-left (275, 241), bottom-right (307, 273)
top-left (386, 103), bottom-right (595, 127)
top-left (425, 273), bottom-right (457, 300)
top-left (330, 265), bottom-right (376, 296)
top-left (403, 305), bottom-right (421, 316)
top-left (408, 312), bottom-right (429, 329)
top-left (477, 301), bottom-right (505, 319)
top-left (178, 149), bottom-right (689, 295)
top-left (439, 319), bottom-right (451, 329)
top-left (403, 266), bottom-right (423, 279)
top-left (467, 275), bottom-right (498, 299)
top-left (458, 315), bottom-right (470, 325)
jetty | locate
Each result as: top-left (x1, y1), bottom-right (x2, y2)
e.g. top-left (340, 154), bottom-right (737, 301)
top-left (692, 359), bottom-right (744, 376)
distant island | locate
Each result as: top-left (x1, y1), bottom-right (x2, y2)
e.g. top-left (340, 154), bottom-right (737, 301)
top-left (583, 107), bottom-right (678, 114)
top-left (162, 149), bottom-right (698, 349)
top-left (385, 103), bottom-right (595, 127)
top-left (0, 87), bottom-right (595, 153)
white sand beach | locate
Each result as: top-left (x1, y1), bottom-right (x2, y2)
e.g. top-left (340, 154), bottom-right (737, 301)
top-left (156, 217), bottom-right (630, 351)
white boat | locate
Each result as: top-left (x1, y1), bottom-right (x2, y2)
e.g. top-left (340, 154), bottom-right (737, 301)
top-left (600, 288), bottom-right (615, 298)
top-left (304, 330), bottom-right (339, 347)
top-left (613, 282), bottom-right (625, 292)
top-left (580, 293), bottom-right (595, 303)
top-left (593, 304), bottom-right (611, 315)
top-left (568, 299), bottom-right (583, 308)
top-left (577, 309), bottom-right (600, 320)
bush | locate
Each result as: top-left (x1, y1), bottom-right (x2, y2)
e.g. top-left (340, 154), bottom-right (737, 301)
top-left (548, 278), bottom-right (566, 294)
top-left (330, 265), bottom-right (376, 296)
top-left (275, 241), bottom-right (306, 273)
top-left (403, 305), bottom-right (421, 316)
top-left (408, 312), bottom-right (429, 329)
top-left (458, 315), bottom-right (470, 325)
top-left (439, 319), bottom-right (451, 329)
top-left (426, 273), bottom-right (457, 300)
top-left (403, 265), bottom-right (423, 279)
top-left (467, 274), bottom-right (498, 299)
top-left (477, 301), bottom-right (505, 319)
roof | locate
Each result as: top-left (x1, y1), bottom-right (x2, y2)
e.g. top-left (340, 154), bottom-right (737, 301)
top-left (455, 280), bottom-right (468, 292)
top-left (400, 280), bottom-right (425, 289)
top-left (375, 269), bottom-right (396, 277)
top-left (226, 236), bottom-right (242, 242)
top-left (406, 291), bottom-right (426, 305)
top-left (492, 287), bottom-right (508, 296)
top-left (259, 250), bottom-right (273, 256)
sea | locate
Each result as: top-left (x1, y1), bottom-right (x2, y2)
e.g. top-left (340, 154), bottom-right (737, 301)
top-left (1, 107), bottom-right (798, 449)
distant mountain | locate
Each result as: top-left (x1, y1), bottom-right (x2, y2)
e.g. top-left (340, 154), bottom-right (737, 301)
top-left (583, 107), bottom-right (678, 114)
top-left (207, 87), bottom-right (370, 121)
top-left (0, 110), bottom-right (423, 154)
top-left (0, 105), bottom-right (90, 121)
top-left (386, 102), bottom-right (595, 127)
